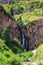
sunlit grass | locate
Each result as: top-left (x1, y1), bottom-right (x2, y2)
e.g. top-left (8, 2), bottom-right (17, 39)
top-left (14, 8), bottom-right (43, 25)
top-left (0, 0), bottom-right (43, 26)
top-left (31, 44), bottom-right (43, 64)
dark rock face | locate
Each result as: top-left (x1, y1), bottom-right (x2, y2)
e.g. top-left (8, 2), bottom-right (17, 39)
top-left (0, 6), bottom-right (21, 40)
top-left (25, 19), bottom-right (43, 50)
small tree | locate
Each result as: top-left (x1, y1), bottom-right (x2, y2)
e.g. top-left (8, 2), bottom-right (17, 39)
top-left (10, 7), bottom-right (14, 16)
top-left (17, 16), bottom-right (23, 29)
top-left (2, 28), bottom-right (10, 43)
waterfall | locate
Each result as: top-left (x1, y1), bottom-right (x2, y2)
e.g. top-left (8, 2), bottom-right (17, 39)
top-left (22, 29), bottom-right (25, 49)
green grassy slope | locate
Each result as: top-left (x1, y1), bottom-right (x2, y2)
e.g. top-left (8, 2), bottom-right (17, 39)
top-left (0, 39), bottom-right (33, 65)
top-left (0, 0), bottom-right (43, 26)
top-left (0, 39), bottom-right (22, 65)
top-left (31, 44), bottom-right (43, 64)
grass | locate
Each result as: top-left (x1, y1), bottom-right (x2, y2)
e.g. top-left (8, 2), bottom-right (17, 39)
top-left (0, 0), bottom-right (43, 26)
top-left (0, 38), bottom-right (33, 65)
top-left (31, 44), bottom-right (43, 64)
top-left (0, 39), bottom-right (20, 65)
top-left (0, 39), bottom-right (23, 65)
top-left (38, 63), bottom-right (43, 65)
top-left (14, 8), bottom-right (43, 25)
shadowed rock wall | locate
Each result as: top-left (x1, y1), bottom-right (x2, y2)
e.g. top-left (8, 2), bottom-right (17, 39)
top-left (25, 19), bottom-right (43, 50)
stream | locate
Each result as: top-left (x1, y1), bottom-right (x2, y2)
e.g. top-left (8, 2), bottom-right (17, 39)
top-left (22, 29), bottom-right (25, 49)
top-left (22, 29), bottom-right (37, 65)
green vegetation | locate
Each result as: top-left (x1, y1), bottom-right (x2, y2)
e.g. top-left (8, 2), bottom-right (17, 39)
top-left (2, 28), bottom-right (10, 43)
top-left (0, 38), bottom-right (33, 65)
top-left (19, 51), bottom-right (33, 61)
top-left (0, 39), bottom-right (22, 65)
top-left (0, 0), bottom-right (43, 65)
top-left (38, 63), bottom-right (43, 65)
top-left (0, 0), bottom-right (43, 26)
top-left (31, 44), bottom-right (43, 64)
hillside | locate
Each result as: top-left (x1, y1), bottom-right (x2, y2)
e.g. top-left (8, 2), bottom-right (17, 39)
top-left (0, 5), bottom-right (21, 39)
top-left (31, 44), bottom-right (43, 65)
top-left (0, 39), bottom-right (22, 65)
top-left (0, 0), bottom-right (43, 50)
top-left (0, 39), bottom-right (33, 65)
top-left (0, 0), bottom-right (43, 65)
top-left (0, 0), bottom-right (43, 25)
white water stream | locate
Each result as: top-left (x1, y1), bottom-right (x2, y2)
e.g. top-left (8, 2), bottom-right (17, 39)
top-left (22, 29), bottom-right (25, 49)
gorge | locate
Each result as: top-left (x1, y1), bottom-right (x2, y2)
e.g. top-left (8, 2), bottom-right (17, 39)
top-left (0, 6), bottom-right (43, 50)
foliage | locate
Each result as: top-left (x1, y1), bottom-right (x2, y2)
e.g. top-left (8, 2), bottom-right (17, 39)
top-left (2, 28), bottom-right (10, 43)
top-left (0, 0), bottom-right (43, 64)
top-left (17, 16), bottom-right (24, 29)
top-left (0, 39), bottom-right (22, 65)
top-left (19, 51), bottom-right (33, 61)
top-left (10, 7), bottom-right (14, 16)
top-left (0, 39), bottom-right (33, 65)
top-left (9, 38), bottom-right (23, 54)
top-left (31, 44), bottom-right (43, 63)
top-left (0, 0), bottom-right (43, 26)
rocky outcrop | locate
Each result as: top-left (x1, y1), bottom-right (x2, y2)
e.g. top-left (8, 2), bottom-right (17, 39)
top-left (0, 6), bottom-right (21, 40)
top-left (25, 18), bottom-right (43, 50)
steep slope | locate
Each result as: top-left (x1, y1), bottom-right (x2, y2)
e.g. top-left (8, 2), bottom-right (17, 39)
top-left (31, 44), bottom-right (43, 64)
top-left (0, 0), bottom-right (43, 50)
top-left (0, 6), bottom-right (21, 40)
top-left (0, 39), bottom-right (33, 65)
top-left (0, 0), bottom-right (43, 25)
top-left (24, 18), bottom-right (43, 50)
top-left (0, 39), bottom-right (22, 65)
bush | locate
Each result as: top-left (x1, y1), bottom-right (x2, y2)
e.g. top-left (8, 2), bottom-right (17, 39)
top-left (2, 28), bottom-right (10, 43)
top-left (19, 51), bottom-right (33, 61)
top-left (21, 51), bottom-right (33, 58)
top-left (0, 39), bottom-right (22, 65)
top-left (0, 39), bottom-right (5, 52)
top-left (11, 59), bottom-right (22, 65)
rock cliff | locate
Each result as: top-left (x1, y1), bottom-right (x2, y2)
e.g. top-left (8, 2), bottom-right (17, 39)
top-left (0, 6), bottom-right (21, 40)
top-left (25, 18), bottom-right (43, 50)
top-left (0, 6), bottom-right (43, 50)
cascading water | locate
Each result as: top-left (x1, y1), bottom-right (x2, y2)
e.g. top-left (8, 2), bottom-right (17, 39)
top-left (22, 29), bottom-right (25, 49)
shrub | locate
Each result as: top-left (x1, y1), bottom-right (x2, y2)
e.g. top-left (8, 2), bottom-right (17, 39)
top-left (10, 7), bottom-right (14, 16)
top-left (0, 39), bottom-right (22, 65)
top-left (19, 51), bottom-right (33, 61)
top-left (11, 59), bottom-right (22, 65)
top-left (0, 39), bottom-right (5, 52)
top-left (21, 51), bottom-right (33, 58)
top-left (2, 28), bottom-right (10, 43)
